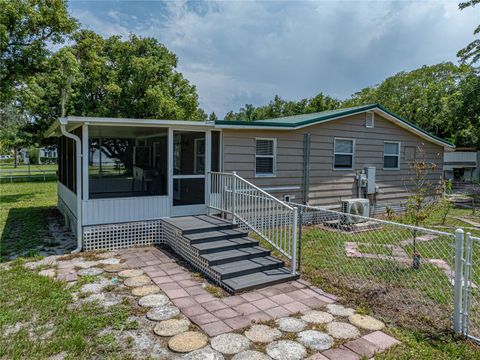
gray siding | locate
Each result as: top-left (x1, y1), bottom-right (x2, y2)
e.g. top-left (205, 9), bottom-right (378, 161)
top-left (222, 112), bottom-right (444, 212)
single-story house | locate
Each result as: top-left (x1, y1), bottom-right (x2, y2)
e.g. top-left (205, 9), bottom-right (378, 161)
top-left (45, 103), bottom-right (454, 291)
top-left (444, 148), bottom-right (479, 183)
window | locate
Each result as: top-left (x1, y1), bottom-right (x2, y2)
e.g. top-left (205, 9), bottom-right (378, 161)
top-left (384, 142), bottom-right (400, 169)
top-left (365, 112), bottom-right (374, 128)
top-left (255, 138), bottom-right (276, 176)
top-left (334, 138), bottom-right (354, 169)
top-left (194, 138), bottom-right (205, 174)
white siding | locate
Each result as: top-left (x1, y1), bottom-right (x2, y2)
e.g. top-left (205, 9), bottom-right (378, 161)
top-left (58, 182), bottom-right (77, 217)
top-left (82, 196), bottom-right (170, 225)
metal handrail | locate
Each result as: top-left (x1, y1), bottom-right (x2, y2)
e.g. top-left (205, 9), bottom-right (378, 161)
top-left (208, 171), bottom-right (298, 274)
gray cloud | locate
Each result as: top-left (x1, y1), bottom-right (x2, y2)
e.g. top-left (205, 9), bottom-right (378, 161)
top-left (70, 0), bottom-right (478, 117)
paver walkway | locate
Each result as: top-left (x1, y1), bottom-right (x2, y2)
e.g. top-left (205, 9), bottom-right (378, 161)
top-left (29, 245), bottom-right (401, 359)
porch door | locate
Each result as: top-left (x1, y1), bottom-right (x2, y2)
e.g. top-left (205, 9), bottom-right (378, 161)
top-left (171, 130), bottom-right (208, 216)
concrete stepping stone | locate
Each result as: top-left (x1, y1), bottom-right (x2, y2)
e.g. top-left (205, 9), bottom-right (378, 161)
top-left (38, 269), bottom-right (56, 278)
top-left (348, 314), bottom-right (385, 331)
top-left (80, 278), bottom-right (111, 294)
top-left (327, 321), bottom-right (360, 339)
top-left (211, 333), bottom-right (251, 355)
top-left (119, 269), bottom-right (144, 278)
top-left (124, 275), bottom-right (152, 287)
top-left (301, 310), bottom-right (334, 324)
top-left (97, 251), bottom-right (117, 259)
top-left (104, 263), bottom-right (126, 273)
top-left (182, 346), bottom-right (224, 360)
top-left (276, 317), bottom-right (306, 333)
top-left (266, 340), bottom-right (307, 360)
top-left (168, 331), bottom-right (208, 353)
top-left (78, 267), bottom-right (104, 276)
top-left (326, 304), bottom-right (355, 317)
top-left (146, 305), bottom-right (181, 321)
top-left (132, 285), bottom-right (160, 296)
top-left (138, 294), bottom-right (170, 307)
top-left (244, 324), bottom-right (282, 343)
top-left (154, 319), bottom-right (190, 337)
top-left (73, 260), bottom-right (99, 269)
top-left (232, 350), bottom-right (270, 360)
top-left (297, 330), bottom-right (334, 351)
top-left (98, 258), bottom-right (120, 265)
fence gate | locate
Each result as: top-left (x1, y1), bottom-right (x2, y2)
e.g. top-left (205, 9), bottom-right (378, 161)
top-left (459, 233), bottom-right (480, 342)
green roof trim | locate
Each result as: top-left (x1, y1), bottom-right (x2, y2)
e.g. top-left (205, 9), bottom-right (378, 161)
top-left (214, 103), bottom-right (454, 147)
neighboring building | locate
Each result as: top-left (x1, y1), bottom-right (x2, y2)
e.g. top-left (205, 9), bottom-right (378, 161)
top-left (19, 147), bottom-right (58, 164)
top-left (44, 103), bottom-right (452, 243)
top-left (444, 148), bottom-right (479, 183)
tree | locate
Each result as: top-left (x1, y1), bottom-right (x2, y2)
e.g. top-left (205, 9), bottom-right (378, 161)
top-left (20, 30), bottom-right (205, 145)
top-left (208, 112), bottom-right (218, 121)
top-left (457, 0), bottom-right (480, 64)
top-left (0, 0), bottom-right (77, 103)
top-left (0, 104), bottom-right (30, 166)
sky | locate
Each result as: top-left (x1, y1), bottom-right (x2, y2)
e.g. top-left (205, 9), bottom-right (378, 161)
top-left (68, 0), bottom-right (479, 117)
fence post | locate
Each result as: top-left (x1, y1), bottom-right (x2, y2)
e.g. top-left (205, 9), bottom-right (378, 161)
top-left (232, 172), bottom-right (237, 225)
top-left (297, 208), bottom-right (302, 274)
top-left (453, 228), bottom-right (464, 334)
top-left (462, 232), bottom-right (472, 336)
top-left (291, 207), bottom-right (298, 275)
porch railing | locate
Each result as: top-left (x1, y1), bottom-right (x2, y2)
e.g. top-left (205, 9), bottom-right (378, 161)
top-left (208, 171), bottom-right (297, 274)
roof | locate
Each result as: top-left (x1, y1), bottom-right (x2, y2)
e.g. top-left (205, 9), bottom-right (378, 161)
top-left (214, 103), bottom-right (454, 148)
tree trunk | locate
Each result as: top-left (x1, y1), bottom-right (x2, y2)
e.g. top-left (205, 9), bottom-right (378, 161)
top-left (13, 148), bottom-right (18, 168)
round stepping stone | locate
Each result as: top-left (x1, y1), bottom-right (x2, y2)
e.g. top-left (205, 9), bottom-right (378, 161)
top-left (183, 346), bottom-right (224, 360)
top-left (99, 258), bottom-right (120, 265)
top-left (154, 319), bottom-right (190, 337)
top-left (78, 267), bottom-right (104, 276)
top-left (301, 310), bottom-right (334, 324)
top-left (124, 275), bottom-right (152, 287)
top-left (276, 317), bottom-right (306, 333)
top-left (211, 333), bottom-right (251, 355)
top-left (132, 285), bottom-right (160, 296)
top-left (232, 350), bottom-right (270, 360)
top-left (38, 269), bottom-right (56, 277)
top-left (139, 294), bottom-right (170, 307)
top-left (326, 321), bottom-right (360, 339)
top-left (103, 263), bottom-right (126, 273)
top-left (326, 304), bottom-right (355, 317)
top-left (297, 330), bottom-right (334, 351)
top-left (118, 269), bottom-right (144, 278)
top-left (266, 340), bottom-right (307, 360)
top-left (349, 314), bottom-right (385, 331)
top-left (244, 324), bottom-right (282, 343)
top-left (168, 331), bottom-right (208, 353)
top-left (147, 305), bottom-right (181, 321)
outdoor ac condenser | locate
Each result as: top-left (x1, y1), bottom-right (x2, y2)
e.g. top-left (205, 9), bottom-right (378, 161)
top-left (341, 198), bottom-right (370, 224)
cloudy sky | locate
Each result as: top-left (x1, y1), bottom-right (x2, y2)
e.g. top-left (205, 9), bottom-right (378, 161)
top-left (69, 0), bottom-right (478, 117)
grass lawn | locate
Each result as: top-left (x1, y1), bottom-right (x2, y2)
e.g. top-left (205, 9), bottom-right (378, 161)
top-left (0, 181), bottom-right (58, 260)
top-left (0, 260), bottom-right (138, 359)
top-left (0, 163), bottom-right (58, 173)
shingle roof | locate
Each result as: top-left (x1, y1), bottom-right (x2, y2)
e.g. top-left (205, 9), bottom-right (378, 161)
top-left (215, 103), bottom-right (454, 147)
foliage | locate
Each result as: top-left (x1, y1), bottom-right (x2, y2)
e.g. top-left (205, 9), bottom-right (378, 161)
top-left (457, 0), bottom-right (480, 64)
top-left (224, 93), bottom-right (341, 121)
top-left (0, 104), bottom-right (31, 165)
top-left (20, 30), bottom-right (206, 145)
top-left (344, 63), bottom-right (480, 147)
top-left (0, 0), bottom-right (77, 103)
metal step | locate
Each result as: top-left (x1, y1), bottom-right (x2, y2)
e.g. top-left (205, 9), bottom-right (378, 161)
top-left (211, 256), bottom-right (284, 279)
top-left (222, 267), bottom-right (298, 293)
top-left (201, 246), bottom-right (270, 265)
top-left (163, 215), bottom-right (236, 235)
top-left (184, 229), bottom-right (249, 244)
top-left (192, 237), bottom-right (259, 254)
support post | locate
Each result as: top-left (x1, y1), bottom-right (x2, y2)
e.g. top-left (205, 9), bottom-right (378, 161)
top-left (454, 228), bottom-right (465, 334)
top-left (291, 207), bottom-right (298, 275)
top-left (232, 172), bottom-right (237, 225)
top-left (297, 208), bottom-right (302, 274)
top-left (462, 232), bottom-right (473, 336)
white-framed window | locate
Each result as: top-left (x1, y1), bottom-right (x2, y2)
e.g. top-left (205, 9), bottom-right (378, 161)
top-left (365, 111), bottom-right (374, 128)
top-left (333, 138), bottom-right (354, 170)
top-left (255, 138), bottom-right (276, 177)
top-left (384, 141), bottom-right (401, 170)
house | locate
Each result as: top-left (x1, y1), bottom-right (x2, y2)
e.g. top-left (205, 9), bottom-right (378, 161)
top-left (443, 148), bottom-right (479, 184)
top-left (18, 146), bottom-right (58, 164)
top-left (45, 104), bottom-right (453, 292)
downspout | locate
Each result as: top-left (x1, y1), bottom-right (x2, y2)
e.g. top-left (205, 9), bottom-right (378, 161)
top-left (60, 123), bottom-right (83, 253)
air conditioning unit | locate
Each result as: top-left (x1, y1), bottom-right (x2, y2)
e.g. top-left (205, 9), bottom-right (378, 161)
top-left (341, 198), bottom-right (370, 224)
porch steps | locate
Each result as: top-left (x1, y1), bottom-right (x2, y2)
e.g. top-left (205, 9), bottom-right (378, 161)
top-left (162, 215), bottom-right (297, 293)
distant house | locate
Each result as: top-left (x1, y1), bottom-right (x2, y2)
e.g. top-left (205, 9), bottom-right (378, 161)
top-left (19, 146), bottom-right (58, 164)
top-left (444, 148), bottom-right (479, 183)
top-left (44, 103), bottom-right (454, 292)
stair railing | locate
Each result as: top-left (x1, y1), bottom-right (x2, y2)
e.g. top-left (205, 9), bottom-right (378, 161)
top-left (208, 171), bottom-right (298, 274)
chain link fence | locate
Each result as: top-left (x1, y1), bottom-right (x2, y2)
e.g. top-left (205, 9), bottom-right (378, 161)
top-left (464, 233), bottom-right (480, 341)
top-left (295, 203), bottom-right (457, 333)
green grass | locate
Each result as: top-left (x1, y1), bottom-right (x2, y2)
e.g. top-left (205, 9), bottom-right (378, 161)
top-left (0, 181), bottom-right (58, 261)
top-left (0, 260), bottom-right (135, 359)
top-left (0, 163), bottom-right (58, 173)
